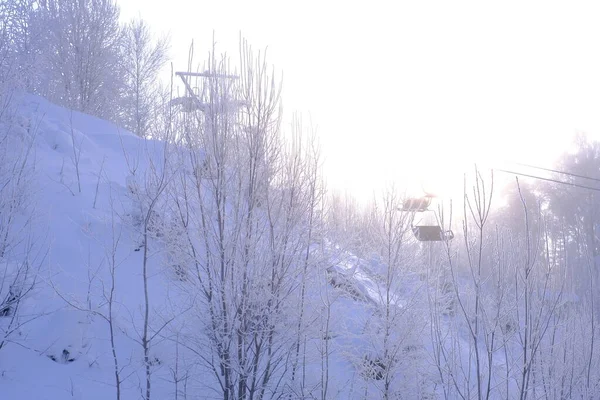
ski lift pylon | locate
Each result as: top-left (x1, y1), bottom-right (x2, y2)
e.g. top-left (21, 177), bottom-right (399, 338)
top-left (172, 70), bottom-right (246, 114)
top-left (169, 96), bottom-right (205, 112)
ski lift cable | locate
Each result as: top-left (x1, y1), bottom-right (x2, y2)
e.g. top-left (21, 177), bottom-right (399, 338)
top-left (402, 163), bottom-right (600, 242)
top-left (515, 162), bottom-right (600, 183)
top-left (494, 168), bottom-right (600, 192)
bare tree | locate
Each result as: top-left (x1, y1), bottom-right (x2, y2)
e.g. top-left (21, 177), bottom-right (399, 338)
top-left (163, 38), bottom-right (333, 400)
top-left (32, 0), bottom-right (123, 119)
top-left (0, 68), bottom-right (42, 352)
top-left (120, 18), bottom-right (169, 137)
top-left (0, 0), bottom-right (42, 94)
top-left (50, 189), bottom-right (126, 400)
top-left (345, 188), bottom-right (428, 399)
top-left (427, 168), bottom-right (573, 399)
top-left (124, 133), bottom-right (173, 400)
top-left (430, 168), bottom-right (499, 399)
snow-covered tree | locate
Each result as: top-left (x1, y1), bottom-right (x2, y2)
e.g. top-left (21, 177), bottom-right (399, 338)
top-left (161, 39), bottom-right (333, 399)
top-left (30, 0), bottom-right (123, 119)
top-left (119, 18), bottom-right (169, 137)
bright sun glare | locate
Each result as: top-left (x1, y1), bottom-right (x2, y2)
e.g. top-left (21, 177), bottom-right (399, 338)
top-left (116, 0), bottom-right (600, 205)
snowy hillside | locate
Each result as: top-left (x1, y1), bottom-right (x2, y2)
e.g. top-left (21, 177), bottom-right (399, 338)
top-left (8, 1), bottom-right (600, 397)
top-left (0, 94), bottom-right (176, 399)
top-left (3, 91), bottom-right (600, 400)
top-left (0, 94), bottom-right (433, 399)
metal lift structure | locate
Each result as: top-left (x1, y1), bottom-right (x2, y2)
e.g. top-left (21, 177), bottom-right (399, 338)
top-left (401, 194), bottom-right (454, 242)
top-left (170, 71), bottom-right (244, 113)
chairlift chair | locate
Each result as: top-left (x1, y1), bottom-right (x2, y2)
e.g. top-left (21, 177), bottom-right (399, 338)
top-left (412, 225), bottom-right (454, 242)
top-left (410, 208), bottom-right (454, 242)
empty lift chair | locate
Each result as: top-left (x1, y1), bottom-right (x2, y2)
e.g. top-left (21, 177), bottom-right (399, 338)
top-left (411, 210), bottom-right (454, 242)
top-left (412, 225), bottom-right (454, 241)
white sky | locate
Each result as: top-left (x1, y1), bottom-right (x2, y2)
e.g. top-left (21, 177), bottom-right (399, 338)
top-left (118, 0), bottom-right (600, 203)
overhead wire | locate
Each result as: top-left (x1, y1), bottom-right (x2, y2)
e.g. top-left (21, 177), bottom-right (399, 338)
top-left (515, 162), bottom-right (600, 183)
top-left (493, 167), bottom-right (600, 192)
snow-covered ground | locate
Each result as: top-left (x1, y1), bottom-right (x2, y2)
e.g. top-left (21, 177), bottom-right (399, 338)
top-left (1, 94), bottom-right (174, 399)
top-left (0, 94), bottom-right (433, 399)
top-left (2, 91), bottom-right (590, 400)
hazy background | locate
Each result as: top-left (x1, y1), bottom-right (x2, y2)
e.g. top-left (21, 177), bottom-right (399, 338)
top-left (117, 0), bottom-right (600, 201)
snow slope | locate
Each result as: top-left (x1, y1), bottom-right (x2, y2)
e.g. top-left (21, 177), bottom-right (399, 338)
top-left (0, 94), bottom-right (433, 399)
top-left (0, 94), bottom-right (178, 400)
